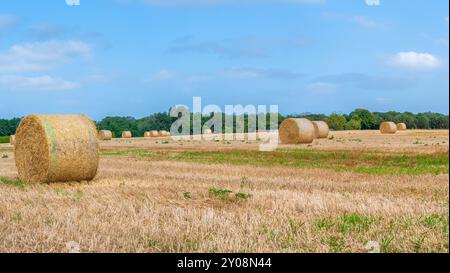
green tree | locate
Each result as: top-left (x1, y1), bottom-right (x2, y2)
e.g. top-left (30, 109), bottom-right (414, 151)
top-left (349, 109), bottom-right (378, 129)
top-left (325, 113), bottom-right (347, 131)
top-left (344, 118), bottom-right (362, 130)
top-left (416, 114), bottom-right (430, 129)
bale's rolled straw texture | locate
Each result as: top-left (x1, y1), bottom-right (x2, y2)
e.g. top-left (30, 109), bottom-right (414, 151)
top-left (312, 121), bottom-right (330, 139)
top-left (380, 122), bottom-right (398, 134)
top-left (279, 118), bottom-right (315, 144)
top-left (122, 131), bottom-right (132, 138)
top-left (98, 130), bottom-right (112, 140)
top-left (14, 114), bottom-right (99, 183)
top-left (10, 135), bottom-right (15, 145)
top-left (144, 131), bottom-right (152, 138)
top-left (397, 123), bottom-right (407, 131)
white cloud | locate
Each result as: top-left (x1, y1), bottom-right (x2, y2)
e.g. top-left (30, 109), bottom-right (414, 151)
top-left (0, 75), bottom-right (80, 91)
top-left (0, 40), bottom-right (93, 73)
top-left (387, 51), bottom-right (441, 70)
top-left (365, 0), bottom-right (380, 6)
top-left (146, 69), bottom-right (177, 82)
top-left (0, 14), bottom-right (17, 31)
top-left (352, 15), bottom-right (377, 28)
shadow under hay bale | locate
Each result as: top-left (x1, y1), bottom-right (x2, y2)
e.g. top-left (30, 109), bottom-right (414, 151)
top-left (14, 114), bottom-right (99, 183)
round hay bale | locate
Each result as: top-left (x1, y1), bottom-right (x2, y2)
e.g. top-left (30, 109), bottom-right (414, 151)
top-left (10, 135), bottom-right (15, 145)
top-left (279, 118), bottom-right (315, 144)
top-left (14, 114), bottom-right (99, 183)
top-left (312, 121), bottom-right (330, 139)
top-left (149, 130), bottom-right (159, 137)
top-left (144, 131), bottom-right (152, 138)
top-left (380, 122), bottom-right (397, 134)
top-left (203, 128), bottom-right (213, 135)
top-left (122, 131), bottom-right (132, 138)
top-left (397, 123), bottom-right (407, 131)
top-left (159, 130), bottom-right (170, 137)
top-left (98, 130), bottom-right (112, 140)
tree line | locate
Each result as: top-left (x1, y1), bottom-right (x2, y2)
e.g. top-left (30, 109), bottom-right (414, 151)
top-left (0, 109), bottom-right (448, 137)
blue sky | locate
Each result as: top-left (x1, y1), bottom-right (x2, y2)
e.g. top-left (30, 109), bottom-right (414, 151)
top-left (0, 0), bottom-right (448, 120)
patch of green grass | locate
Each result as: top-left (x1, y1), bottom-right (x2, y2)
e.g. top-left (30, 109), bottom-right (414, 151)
top-left (0, 176), bottom-right (26, 190)
top-left (316, 213), bottom-right (375, 235)
top-left (2, 154), bottom-right (8, 158)
top-left (183, 192), bottom-right (191, 200)
top-left (324, 236), bottom-right (346, 253)
top-left (208, 188), bottom-right (233, 199)
top-left (102, 148), bottom-right (449, 176)
top-left (422, 214), bottom-right (449, 234)
top-left (0, 136), bottom-right (10, 144)
top-left (234, 192), bottom-right (252, 200)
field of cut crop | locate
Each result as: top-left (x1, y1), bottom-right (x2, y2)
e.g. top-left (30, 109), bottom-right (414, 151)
top-left (0, 130), bottom-right (448, 253)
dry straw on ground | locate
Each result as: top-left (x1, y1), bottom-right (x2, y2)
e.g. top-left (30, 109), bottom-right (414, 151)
top-left (380, 122), bottom-right (398, 134)
top-left (397, 123), bottom-right (407, 131)
top-left (279, 118), bottom-right (315, 144)
top-left (98, 130), bottom-right (112, 140)
top-left (122, 131), bottom-right (132, 138)
top-left (9, 135), bottom-right (15, 145)
top-left (14, 114), bottom-right (99, 183)
top-left (312, 121), bottom-right (330, 139)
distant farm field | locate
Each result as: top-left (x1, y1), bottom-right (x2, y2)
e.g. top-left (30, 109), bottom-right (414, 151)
top-left (0, 130), bottom-right (448, 253)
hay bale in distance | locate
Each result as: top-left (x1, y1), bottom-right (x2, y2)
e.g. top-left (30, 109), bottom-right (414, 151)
top-left (144, 131), bottom-right (152, 138)
top-left (159, 130), bottom-right (170, 137)
top-left (14, 114), bottom-right (99, 183)
top-left (98, 130), bottom-right (112, 140)
top-left (203, 128), bottom-right (213, 135)
top-left (279, 118), bottom-right (315, 144)
top-left (380, 122), bottom-right (398, 134)
top-left (397, 123), bottom-right (407, 131)
top-left (122, 131), bottom-right (132, 138)
top-left (10, 135), bottom-right (15, 145)
top-left (312, 121), bottom-right (330, 139)
top-left (149, 130), bottom-right (159, 137)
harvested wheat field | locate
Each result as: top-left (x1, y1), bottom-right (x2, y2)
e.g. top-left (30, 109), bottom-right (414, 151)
top-left (0, 130), bottom-right (448, 253)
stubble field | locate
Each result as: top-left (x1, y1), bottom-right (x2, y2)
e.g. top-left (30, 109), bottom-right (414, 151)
top-left (0, 130), bottom-right (448, 253)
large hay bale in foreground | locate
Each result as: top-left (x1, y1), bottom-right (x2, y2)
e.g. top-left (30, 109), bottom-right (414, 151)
top-left (380, 122), bottom-right (397, 134)
top-left (397, 123), bottom-right (407, 131)
top-left (98, 130), bottom-right (112, 140)
top-left (10, 135), bottom-right (15, 145)
top-left (14, 114), bottom-right (99, 183)
top-left (122, 131), bottom-right (132, 138)
top-left (279, 118), bottom-right (315, 144)
top-left (312, 121), bottom-right (330, 139)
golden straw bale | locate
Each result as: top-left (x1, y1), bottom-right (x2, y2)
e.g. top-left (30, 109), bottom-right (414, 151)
top-left (98, 130), bottom-right (112, 140)
top-left (14, 114), bottom-right (99, 183)
top-left (9, 135), bottom-right (15, 145)
top-left (279, 118), bottom-right (315, 144)
top-left (122, 131), bottom-right (132, 138)
top-left (312, 121), bottom-right (330, 139)
top-left (397, 123), bottom-right (407, 131)
top-left (380, 122), bottom-right (398, 134)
